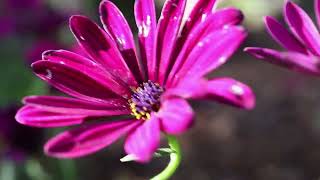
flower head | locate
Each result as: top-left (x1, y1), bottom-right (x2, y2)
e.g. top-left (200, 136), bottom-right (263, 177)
top-left (16, 0), bottom-right (255, 163)
top-left (245, 0), bottom-right (320, 75)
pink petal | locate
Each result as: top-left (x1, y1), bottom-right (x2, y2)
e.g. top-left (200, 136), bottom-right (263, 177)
top-left (165, 78), bottom-right (255, 110)
top-left (316, 0), bottom-right (320, 29)
top-left (45, 119), bottom-right (140, 158)
top-left (182, 0), bottom-right (217, 36)
top-left (158, 98), bottom-right (194, 135)
top-left (264, 16), bottom-right (308, 54)
top-left (99, 1), bottom-right (144, 83)
top-left (167, 9), bottom-right (244, 86)
top-left (245, 47), bottom-right (320, 75)
top-left (70, 15), bottom-right (138, 87)
top-left (156, 0), bottom-right (186, 84)
top-left (32, 60), bottom-right (130, 102)
top-left (23, 96), bottom-right (129, 116)
top-left (205, 78), bottom-right (255, 110)
top-left (284, 1), bottom-right (320, 56)
top-left (42, 49), bottom-right (95, 66)
top-left (124, 115), bottom-right (160, 163)
top-left (16, 105), bottom-right (86, 127)
top-left (41, 50), bottom-right (130, 98)
top-left (170, 26), bottom-right (246, 87)
top-left (134, 0), bottom-right (157, 81)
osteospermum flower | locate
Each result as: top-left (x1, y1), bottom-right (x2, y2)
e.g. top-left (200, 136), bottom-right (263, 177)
top-left (245, 0), bottom-right (320, 75)
top-left (16, 0), bottom-right (255, 163)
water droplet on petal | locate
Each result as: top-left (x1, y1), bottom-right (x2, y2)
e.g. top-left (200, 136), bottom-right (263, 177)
top-left (45, 69), bottom-right (53, 79)
top-left (201, 14), bottom-right (207, 22)
top-left (116, 37), bottom-right (126, 51)
top-left (231, 84), bottom-right (244, 96)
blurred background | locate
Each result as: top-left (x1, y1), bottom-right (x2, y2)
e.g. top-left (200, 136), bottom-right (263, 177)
top-left (1, 0), bottom-right (320, 179)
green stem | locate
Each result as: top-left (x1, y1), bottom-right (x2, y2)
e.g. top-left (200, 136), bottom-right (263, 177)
top-left (151, 136), bottom-right (182, 180)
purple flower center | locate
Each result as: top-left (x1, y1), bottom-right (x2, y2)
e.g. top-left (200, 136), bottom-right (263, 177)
top-left (129, 81), bottom-right (164, 120)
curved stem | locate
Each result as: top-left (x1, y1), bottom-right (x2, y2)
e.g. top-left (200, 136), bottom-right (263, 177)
top-left (151, 135), bottom-right (182, 180)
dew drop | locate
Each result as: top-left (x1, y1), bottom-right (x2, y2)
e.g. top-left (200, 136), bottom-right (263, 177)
top-left (45, 69), bottom-right (53, 79)
top-left (231, 84), bottom-right (244, 96)
top-left (201, 14), bottom-right (207, 22)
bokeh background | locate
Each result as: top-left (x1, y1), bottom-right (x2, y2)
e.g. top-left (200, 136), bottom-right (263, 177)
top-left (1, 0), bottom-right (320, 179)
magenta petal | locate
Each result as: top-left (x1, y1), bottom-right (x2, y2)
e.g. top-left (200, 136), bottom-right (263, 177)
top-left (170, 26), bottom-right (246, 87)
top-left (16, 105), bottom-right (86, 128)
top-left (99, 1), bottom-right (144, 83)
top-left (45, 119), bottom-right (140, 158)
top-left (124, 115), bottom-right (160, 163)
top-left (158, 98), bottom-right (194, 135)
top-left (23, 96), bottom-right (129, 116)
top-left (42, 50), bottom-right (96, 66)
top-left (32, 60), bottom-right (130, 102)
top-left (182, 0), bottom-right (217, 36)
top-left (42, 50), bottom-right (129, 97)
top-left (264, 16), bottom-right (308, 54)
top-left (205, 78), bottom-right (255, 110)
top-left (316, 0), bottom-right (320, 28)
top-left (165, 78), bottom-right (255, 109)
top-left (134, 0), bottom-right (157, 81)
top-left (245, 47), bottom-right (320, 75)
top-left (285, 1), bottom-right (320, 56)
top-left (156, 0), bottom-right (186, 84)
top-left (167, 9), bottom-right (244, 87)
top-left (70, 15), bottom-right (137, 87)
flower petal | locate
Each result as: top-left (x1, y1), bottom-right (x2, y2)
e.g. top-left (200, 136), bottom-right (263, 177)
top-left (182, 0), bottom-right (217, 35)
top-left (264, 16), bottom-right (308, 54)
top-left (170, 26), bottom-right (246, 87)
top-left (205, 78), bottom-right (255, 110)
top-left (99, 0), bottom-right (144, 83)
top-left (316, 0), bottom-right (320, 28)
top-left (156, 0), bottom-right (186, 84)
top-left (245, 47), bottom-right (320, 75)
top-left (165, 78), bottom-right (255, 110)
top-left (23, 96), bottom-right (129, 116)
top-left (124, 115), bottom-right (160, 163)
top-left (70, 15), bottom-right (137, 87)
top-left (134, 0), bottom-right (157, 82)
top-left (167, 9), bottom-right (244, 86)
top-left (284, 1), bottom-right (320, 56)
top-left (42, 50), bottom-right (95, 66)
top-left (32, 60), bottom-right (130, 102)
top-left (158, 98), bottom-right (194, 135)
top-left (45, 119), bottom-right (140, 158)
top-left (16, 105), bottom-right (87, 127)
top-left (165, 7), bottom-right (244, 86)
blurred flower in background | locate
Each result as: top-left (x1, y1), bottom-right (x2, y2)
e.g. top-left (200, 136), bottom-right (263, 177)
top-left (245, 0), bottom-right (320, 76)
top-left (0, 106), bottom-right (43, 162)
top-left (218, 0), bottom-right (299, 31)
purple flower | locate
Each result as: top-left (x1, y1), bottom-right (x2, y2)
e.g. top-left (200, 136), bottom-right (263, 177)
top-left (0, 0), bottom-right (68, 37)
top-left (245, 0), bottom-right (320, 75)
top-left (0, 106), bottom-right (43, 162)
top-left (16, 0), bottom-right (255, 163)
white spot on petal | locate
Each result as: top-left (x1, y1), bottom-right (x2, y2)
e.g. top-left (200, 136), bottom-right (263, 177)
top-left (231, 84), bottom-right (244, 96)
top-left (45, 69), bottom-right (53, 79)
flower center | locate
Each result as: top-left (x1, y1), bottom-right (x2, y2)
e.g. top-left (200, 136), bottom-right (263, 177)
top-left (129, 80), bottom-right (164, 120)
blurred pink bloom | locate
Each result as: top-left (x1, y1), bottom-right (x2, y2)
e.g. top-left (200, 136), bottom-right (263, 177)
top-left (16, 0), bottom-right (255, 163)
top-left (0, 106), bottom-right (43, 162)
top-left (245, 0), bottom-right (320, 75)
top-left (26, 40), bottom-right (61, 64)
